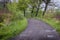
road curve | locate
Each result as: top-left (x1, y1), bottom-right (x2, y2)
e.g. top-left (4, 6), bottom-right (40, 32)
top-left (10, 18), bottom-right (60, 40)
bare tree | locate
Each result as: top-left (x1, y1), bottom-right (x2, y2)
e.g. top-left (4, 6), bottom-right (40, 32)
top-left (42, 0), bottom-right (51, 16)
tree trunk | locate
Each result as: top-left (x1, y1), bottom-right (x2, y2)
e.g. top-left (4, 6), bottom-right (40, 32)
top-left (35, 3), bottom-right (40, 16)
top-left (24, 9), bottom-right (26, 16)
top-left (42, 3), bottom-right (48, 16)
top-left (35, 8), bottom-right (39, 16)
top-left (31, 6), bottom-right (35, 17)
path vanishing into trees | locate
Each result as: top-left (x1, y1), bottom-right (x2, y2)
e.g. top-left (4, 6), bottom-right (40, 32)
top-left (10, 18), bottom-right (60, 40)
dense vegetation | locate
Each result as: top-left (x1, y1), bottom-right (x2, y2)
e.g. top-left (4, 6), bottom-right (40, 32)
top-left (0, 0), bottom-right (60, 40)
top-left (36, 10), bottom-right (60, 34)
top-left (0, 1), bottom-right (27, 40)
top-left (0, 18), bottom-right (27, 40)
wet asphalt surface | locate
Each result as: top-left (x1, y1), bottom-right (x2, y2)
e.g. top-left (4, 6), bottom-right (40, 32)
top-left (10, 18), bottom-right (60, 40)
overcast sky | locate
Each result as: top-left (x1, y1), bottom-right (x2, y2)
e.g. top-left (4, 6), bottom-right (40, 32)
top-left (54, 0), bottom-right (60, 2)
top-left (53, 0), bottom-right (60, 7)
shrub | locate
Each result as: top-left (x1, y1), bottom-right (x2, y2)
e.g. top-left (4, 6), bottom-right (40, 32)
top-left (0, 18), bottom-right (27, 40)
top-left (7, 2), bottom-right (17, 13)
top-left (7, 2), bottom-right (24, 20)
top-left (0, 1), bottom-right (27, 40)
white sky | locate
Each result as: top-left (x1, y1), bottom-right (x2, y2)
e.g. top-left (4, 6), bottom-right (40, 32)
top-left (54, 0), bottom-right (60, 2)
top-left (11, 0), bottom-right (18, 2)
top-left (55, 0), bottom-right (60, 7)
top-left (41, 0), bottom-right (60, 11)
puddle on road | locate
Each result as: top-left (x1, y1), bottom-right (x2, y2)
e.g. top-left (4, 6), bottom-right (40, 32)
top-left (45, 30), bottom-right (56, 32)
top-left (47, 35), bottom-right (55, 38)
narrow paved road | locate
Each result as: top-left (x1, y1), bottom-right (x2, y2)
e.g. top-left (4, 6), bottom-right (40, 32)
top-left (10, 18), bottom-right (60, 40)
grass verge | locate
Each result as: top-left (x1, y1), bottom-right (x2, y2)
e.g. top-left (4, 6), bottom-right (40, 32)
top-left (36, 17), bottom-right (60, 34)
top-left (41, 18), bottom-right (60, 34)
top-left (0, 18), bottom-right (27, 40)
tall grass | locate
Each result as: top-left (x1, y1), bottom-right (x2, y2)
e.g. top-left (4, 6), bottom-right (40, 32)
top-left (0, 18), bottom-right (27, 40)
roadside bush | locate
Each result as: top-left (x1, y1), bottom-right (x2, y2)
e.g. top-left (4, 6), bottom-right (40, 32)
top-left (7, 2), bottom-right (17, 13)
top-left (0, 2), bottom-right (28, 40)
top-left (56, 9), bottom-right (60, 14)
top-left (7, 2), bottom-right (24, 20)
top-left (0, 18), bottom-right (27, 40)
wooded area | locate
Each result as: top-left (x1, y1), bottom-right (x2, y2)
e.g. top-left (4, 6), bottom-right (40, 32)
top-left (0, 0), bottom-right (60, 40)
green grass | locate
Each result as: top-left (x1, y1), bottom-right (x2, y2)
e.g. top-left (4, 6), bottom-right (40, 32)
top-left (41, 18), bottom-right (60, 34)
top-left (0, 18), bottom-right (27, 40)
top-left (36, 16), bottom-right (60, 34)
top-left (34, 11), bottom-right (60, 34)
